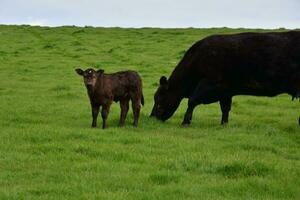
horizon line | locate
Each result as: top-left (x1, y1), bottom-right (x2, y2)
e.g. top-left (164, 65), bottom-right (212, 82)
top-left (1, 23), bottom-right (299, 30)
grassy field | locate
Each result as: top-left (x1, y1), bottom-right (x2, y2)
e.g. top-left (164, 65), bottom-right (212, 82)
top-left (0, 25), bottom-right (299, 199)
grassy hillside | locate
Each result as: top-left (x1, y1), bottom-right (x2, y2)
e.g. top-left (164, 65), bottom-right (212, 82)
top-left (0, 25), bottom-right (299, 199)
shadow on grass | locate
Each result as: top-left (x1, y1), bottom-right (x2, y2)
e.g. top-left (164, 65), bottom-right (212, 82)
top-left (215, 161), bottom-right (272, 179)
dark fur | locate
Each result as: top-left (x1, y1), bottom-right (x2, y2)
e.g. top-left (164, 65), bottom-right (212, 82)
top-left (76, 68), bottom-right (144, 129)
top-left (151, 31), bottom-right (300, 125)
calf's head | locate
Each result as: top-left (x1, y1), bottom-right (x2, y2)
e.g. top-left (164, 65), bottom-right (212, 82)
top-left (75, 68), bottom-right (104, 89)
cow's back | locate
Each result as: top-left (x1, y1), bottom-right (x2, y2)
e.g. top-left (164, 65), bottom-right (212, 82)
top-left (168, 31), bottom-right (300, 97)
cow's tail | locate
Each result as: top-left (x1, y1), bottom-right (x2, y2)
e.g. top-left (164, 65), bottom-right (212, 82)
top-left (141, 93), bottom-right (145, 106)
top-left (298, 91), bottom-right (300, 125)
top-left (291, 91), bottom-right (300, 125)
top-left (292, 90), bottom-right (300, 125)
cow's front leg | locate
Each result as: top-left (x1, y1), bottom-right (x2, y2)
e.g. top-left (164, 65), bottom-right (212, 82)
top-left (219, 97), bottom-right (232, 125)
top-left (101, 103), bottom-right (111, 129)
top-left (91, 105), bottom-right (100, 128)
top-left (182, 80), bottom-right (220, 127)
top-left (182, 99), bottom-right (197, 127)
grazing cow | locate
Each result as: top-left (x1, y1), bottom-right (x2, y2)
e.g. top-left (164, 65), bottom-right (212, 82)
top-left (76, 68), bottom-right (144, 129)
top-left (150, 31), bottom-right (300, 126)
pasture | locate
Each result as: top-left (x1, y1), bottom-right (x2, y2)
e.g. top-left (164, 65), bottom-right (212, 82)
top-left (0, 25), bottom-right (299, 199)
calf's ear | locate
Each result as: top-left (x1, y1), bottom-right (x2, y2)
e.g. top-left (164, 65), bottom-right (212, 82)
top-left (97, 69), bottom-right (104, 73)
top-left (75, 68), bottom-right (84, 76)
top-left (160, 76), bottom-right (168, 86)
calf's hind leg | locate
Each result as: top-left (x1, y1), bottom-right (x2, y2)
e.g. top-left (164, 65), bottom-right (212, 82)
top-left (119, 99), bottom-right (129, 127)
top-left (131, 96), bottom-right (141, 127)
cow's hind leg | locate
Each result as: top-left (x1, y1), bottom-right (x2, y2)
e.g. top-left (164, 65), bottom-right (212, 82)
top-left (119, 99), bottom-right (129, 127)
top-left (131, 95), bottom-right (141, 127)
top-left (219, 97), bottom-right (232, 125)
top-left (182, 80), bottom-right (221, 127)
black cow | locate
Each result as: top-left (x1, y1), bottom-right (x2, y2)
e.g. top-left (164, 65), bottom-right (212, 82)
top-left (151, 31), bottom-right (300, 126)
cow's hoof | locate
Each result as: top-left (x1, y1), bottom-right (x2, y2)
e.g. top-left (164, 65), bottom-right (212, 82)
top-left (181, 123), bottom-right (190, 128)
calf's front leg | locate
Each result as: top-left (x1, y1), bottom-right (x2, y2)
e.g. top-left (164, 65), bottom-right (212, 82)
top-left (91, 105), bottom-right (100, 128)
top-left (101, 103), bottom-right (111, 129)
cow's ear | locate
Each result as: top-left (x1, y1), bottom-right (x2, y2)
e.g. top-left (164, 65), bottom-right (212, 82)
top-left (97, 69), bottom-right (104, 74)
top-left (160, 76), bottom-right (168, 86)
top-left (75, 68), bottom-right (84, 76)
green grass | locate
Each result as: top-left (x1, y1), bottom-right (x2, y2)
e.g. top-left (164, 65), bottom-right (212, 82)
top-left (0, 25), bottom-right (299, 199)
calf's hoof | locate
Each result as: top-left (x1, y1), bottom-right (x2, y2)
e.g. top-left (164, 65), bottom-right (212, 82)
top-left (118, 123), bottom-right (125, 127)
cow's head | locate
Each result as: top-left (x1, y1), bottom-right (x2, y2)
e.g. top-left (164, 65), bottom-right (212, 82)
top-left (75, 68), bottom-right (104, 88)
top-left (150, 76), bottom-right (181, 121)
